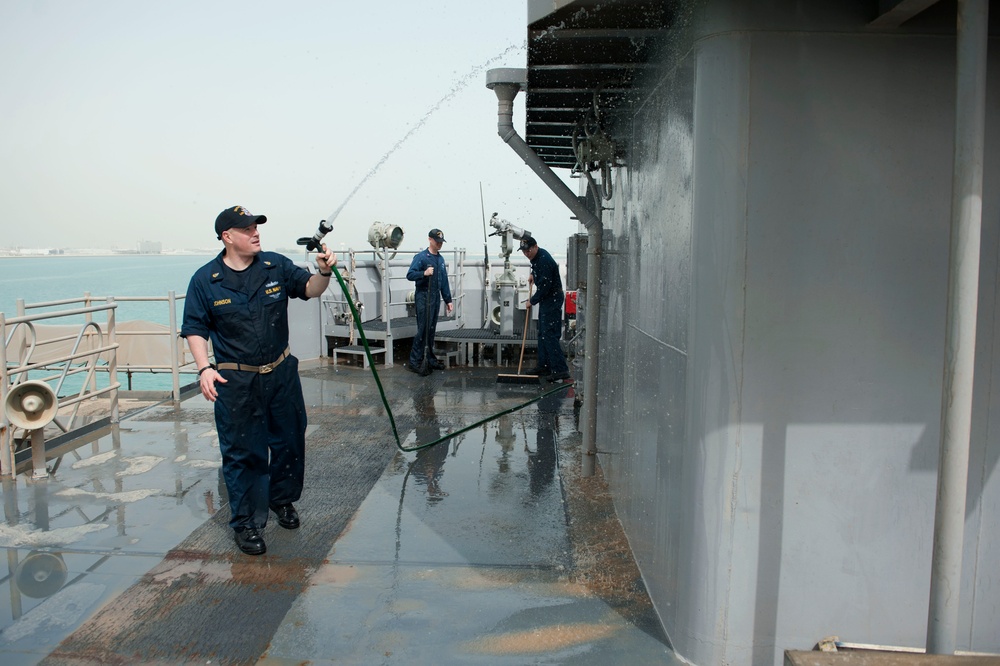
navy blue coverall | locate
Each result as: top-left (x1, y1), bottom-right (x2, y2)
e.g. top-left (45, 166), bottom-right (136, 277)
top-left (181, 251), bottom-right (311, 530)
top-left (406, 249), bottom-right (453, 368)
top-left (529, 246), bottom-right (569, 376)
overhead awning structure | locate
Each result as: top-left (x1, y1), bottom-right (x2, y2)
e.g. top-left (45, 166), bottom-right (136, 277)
top-left (523, 0), bottom-right (987, 171)
top-left (524, 0), bottom-right (673, 170)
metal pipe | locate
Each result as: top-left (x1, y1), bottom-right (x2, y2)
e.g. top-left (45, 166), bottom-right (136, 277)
top-left (580, 224), bottom-right (602, 477)
top-left (927, 0), bottom-right (988, 654)
top-left (30, 429), bottom-right (47, 479)
top-left (107, 297), bottom-right (120, 424)
top-left (487, 68), bottom-right (604, 476)
top-left (457, 249), bottom-right (466, 328)
top-left (379, 250), bottom-right (394, 366)
top-left (168, 291), bottom-right (180, 401)
top-left (0, 312), bottom-right (11, 477)
top-left (486, 71), bottom-right (600, 233)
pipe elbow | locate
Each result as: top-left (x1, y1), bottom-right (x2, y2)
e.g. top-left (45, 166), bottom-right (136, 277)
top-left (497, 124), bottom-right (517, 143)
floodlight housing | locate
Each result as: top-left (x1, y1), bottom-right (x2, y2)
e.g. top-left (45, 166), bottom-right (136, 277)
top-left (368, 221), bottom-right (404, 250)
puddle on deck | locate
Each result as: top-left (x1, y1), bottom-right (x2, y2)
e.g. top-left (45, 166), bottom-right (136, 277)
top-left (1, 366), bottom-right (675, 665)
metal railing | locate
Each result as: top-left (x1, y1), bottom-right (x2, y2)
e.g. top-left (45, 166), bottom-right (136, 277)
top-left (319, 249), bottom-right (467, 367)
top-left (11, 291), bottom-right (195, 398)
top-left (1, 300), bottom-right (119, 476)
top-left (98, 293), bottom-right (191, 398)
top-left (1, 292), bottom-right (197, 476)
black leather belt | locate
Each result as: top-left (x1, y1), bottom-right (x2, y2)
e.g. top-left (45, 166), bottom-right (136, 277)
top-left (216, 347), bottom-right (290, 374)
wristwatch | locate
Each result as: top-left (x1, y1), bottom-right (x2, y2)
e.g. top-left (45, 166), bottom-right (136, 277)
top-left (198, 364), bottom-right (216, 376)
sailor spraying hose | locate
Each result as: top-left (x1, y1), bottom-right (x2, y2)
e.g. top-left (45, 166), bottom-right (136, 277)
top-left (297, 219), bottom-right (570, 454)
top-left (181, 206), bottom-right (338, 557)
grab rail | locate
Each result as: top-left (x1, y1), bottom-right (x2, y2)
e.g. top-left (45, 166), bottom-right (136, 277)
top-left (12, 291), bottom-right (196, 398)
top-left (1, 300), bottom-right (120, 476)
top-left (1, 291), bottom-right (198, 476)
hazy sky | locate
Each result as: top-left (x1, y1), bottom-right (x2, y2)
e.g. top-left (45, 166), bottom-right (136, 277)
top-left (0, 1), bottom-right (581, 255)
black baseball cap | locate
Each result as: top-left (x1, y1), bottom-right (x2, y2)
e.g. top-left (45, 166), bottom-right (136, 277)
top-left (519, 235), bottom-right (537, 251)
top-left (428, 228), bottom-right (446, 243)
top-left (216, 205), bottom-right (267, 239)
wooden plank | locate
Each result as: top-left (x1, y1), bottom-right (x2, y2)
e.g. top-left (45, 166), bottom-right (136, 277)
top-left (786, 650), bottom-right (1000, 666)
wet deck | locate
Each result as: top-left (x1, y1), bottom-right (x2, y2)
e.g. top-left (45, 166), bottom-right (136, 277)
top-left (0, 362), bottom-right (675, 665)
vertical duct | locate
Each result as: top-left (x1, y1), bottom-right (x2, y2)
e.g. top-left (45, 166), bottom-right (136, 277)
top-left (487, 68), bottom-right (604, 476)
top-left (927, 0), bottom-right (989, 654)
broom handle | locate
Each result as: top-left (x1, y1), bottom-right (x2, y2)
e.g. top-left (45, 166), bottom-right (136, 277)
top-left (517, 284), bottom-right (532, 374)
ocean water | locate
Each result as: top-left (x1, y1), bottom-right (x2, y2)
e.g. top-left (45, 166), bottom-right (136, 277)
top-left (2, 254), bottom-right (215, 393)
top-left (0, 254), bottom-right (214, 323)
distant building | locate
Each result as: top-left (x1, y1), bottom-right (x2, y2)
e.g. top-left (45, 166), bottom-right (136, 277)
top-left (137, 241), bottom-right (162, 254)
top-left (11, 248), bottom-right (55, 256)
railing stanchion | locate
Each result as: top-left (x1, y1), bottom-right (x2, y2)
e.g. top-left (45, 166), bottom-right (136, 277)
top-left (107, 297), bottom-right (119, 424)
top-left (84, 292), bottom-right (96, 394)
top-left (168, 291), bottom-right (181, 401)
top-left (0, 312), bottom-right (12, 477)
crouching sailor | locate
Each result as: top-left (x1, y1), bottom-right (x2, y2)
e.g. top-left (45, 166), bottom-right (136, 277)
top-left (181, 205), bottom-right (336, 555)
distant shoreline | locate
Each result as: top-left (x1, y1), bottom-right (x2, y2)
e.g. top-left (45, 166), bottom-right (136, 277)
top-left (0, 248), bottom-right (371, 259)
top-left (0, 251), bottom-right (217, 259)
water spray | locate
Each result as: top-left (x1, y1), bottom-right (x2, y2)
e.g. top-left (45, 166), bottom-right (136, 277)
top-left (322, 43), bottom-right (525, 229)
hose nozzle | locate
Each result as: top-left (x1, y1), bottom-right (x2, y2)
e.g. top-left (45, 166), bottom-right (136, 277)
top-left (297, 220), bottom-right (334, 252)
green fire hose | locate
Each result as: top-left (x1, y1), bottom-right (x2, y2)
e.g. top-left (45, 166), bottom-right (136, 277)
top-left (330, 267), bottom-right (570, 452)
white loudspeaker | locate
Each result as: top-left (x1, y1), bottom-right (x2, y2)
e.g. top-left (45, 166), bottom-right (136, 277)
top-left (4, 381), bottom-right (58, 431)
top-left (491, 305), bottom-right (502, 327)
top-left (15, 551), bottom-right (67, 598)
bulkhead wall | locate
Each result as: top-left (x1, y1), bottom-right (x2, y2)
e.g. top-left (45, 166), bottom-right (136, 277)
top-left (597, 2), bottom-right (1000, 665)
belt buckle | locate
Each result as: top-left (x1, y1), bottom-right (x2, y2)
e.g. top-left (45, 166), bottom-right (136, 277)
top-left (259, 363), bottom-right (274, 374)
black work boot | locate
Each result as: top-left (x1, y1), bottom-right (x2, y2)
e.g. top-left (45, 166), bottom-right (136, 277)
top-left (234, 526), bottom-right (266, 555)
top-left (270, 503), bottom-right (300, 530)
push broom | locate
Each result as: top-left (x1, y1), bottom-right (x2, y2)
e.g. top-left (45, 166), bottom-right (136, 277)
top-left (497, 284), bottom-right (542, 385)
